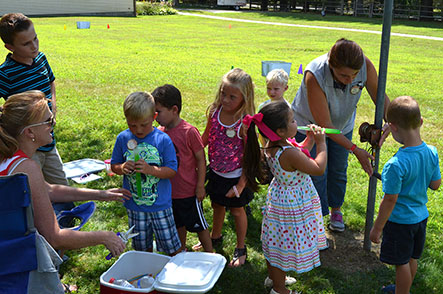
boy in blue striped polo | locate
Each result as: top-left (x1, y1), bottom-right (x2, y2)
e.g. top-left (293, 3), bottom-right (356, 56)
top-left (0, 13), bottom-right (72, 212)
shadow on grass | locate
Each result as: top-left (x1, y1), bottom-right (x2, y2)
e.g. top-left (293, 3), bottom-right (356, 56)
top-left (181, 7), bottom-right (443, 31)
top-left (254, 11), bottom-right (443, 29)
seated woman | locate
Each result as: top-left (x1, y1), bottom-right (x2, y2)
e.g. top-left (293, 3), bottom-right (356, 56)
top-left (0, 90), bottom-right (131, 293)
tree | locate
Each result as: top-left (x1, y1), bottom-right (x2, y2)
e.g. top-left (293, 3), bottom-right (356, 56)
top-left (280, 0), bottom-right (289, 11)
top-left (420, 0), bottom-right (434, 20)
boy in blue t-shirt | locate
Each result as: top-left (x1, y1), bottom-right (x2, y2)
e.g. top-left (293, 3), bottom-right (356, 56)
top-left (370, 96), bottom-right (441, 294)
top-left (111, 91), bottom-right (181, 256)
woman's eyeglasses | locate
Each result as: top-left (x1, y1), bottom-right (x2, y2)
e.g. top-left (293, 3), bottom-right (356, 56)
top-left (20, 116), bottom-right (55, 134)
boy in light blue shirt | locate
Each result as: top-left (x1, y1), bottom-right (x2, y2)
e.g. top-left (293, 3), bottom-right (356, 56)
top-left (111, 91), bottom-right (181, 256)
top-left (370, 96), bottom-right (441, 294)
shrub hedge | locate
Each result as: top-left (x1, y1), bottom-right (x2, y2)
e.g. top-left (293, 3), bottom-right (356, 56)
top-left (136, 1), bottom-right (178, 15)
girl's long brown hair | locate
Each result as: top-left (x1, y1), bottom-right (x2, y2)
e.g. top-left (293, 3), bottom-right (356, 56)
top-left (243, 101), bottom-right (291, 191)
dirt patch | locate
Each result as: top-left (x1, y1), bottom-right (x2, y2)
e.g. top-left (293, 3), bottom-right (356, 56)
top-left (320, 228), bottom-right (385, 273)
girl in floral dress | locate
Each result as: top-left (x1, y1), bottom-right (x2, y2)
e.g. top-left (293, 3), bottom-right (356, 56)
top-left (242, 101), bottom-right (328, 294)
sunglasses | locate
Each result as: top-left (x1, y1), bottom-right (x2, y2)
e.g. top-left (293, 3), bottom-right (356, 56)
top-left (20, 115), bottom-right (55, 134)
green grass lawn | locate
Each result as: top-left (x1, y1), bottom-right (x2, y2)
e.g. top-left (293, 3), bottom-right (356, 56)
top-left (1, 12), bottom-right (442, 293)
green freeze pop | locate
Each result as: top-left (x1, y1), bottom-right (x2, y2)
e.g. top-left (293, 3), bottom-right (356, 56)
top-left (297, 126), bottom-right (341, 134)
top-left (134, 152), bottom-right (142, 197)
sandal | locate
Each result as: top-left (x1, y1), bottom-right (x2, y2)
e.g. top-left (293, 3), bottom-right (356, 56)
top-left (62, 283), bottom-right (78, 293)
top-left (229, 246), bottom-right (247, 267)
top-left (211, 235), bottom-right (223, 247)
top-left (264, 276), bottom-right (297, 287)
top-left (192, 235), bottom-right (223, 251)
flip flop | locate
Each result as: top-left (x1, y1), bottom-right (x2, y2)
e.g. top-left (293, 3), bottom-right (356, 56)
top-left (62, 283), bottom-right (78, 293)
top-left (229, 246), bottom-right (247, 267)
top-left (192, 242), bottom-right (203, 251)
top-left (192, 235), bottom-right (223, 251)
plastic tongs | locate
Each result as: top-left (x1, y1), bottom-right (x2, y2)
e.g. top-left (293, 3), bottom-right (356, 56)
top-left (106, 225), bottom-right (139, 260)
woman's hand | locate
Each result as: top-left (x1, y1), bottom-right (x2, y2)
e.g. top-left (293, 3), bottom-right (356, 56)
top-left (103, 231), bottom-right (126, 258)
top-left (100, 188), bottom-right (132, 202)
top-left (353, 147), bottom-right (374, 176)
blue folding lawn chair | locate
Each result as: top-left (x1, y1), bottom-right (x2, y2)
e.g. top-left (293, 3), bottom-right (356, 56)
top-left (57, 201), bottom-right (96, 231)
top-left (0, 173), bottom-right (37, 293)
top-left (0, 173), bottom-right (64, 294)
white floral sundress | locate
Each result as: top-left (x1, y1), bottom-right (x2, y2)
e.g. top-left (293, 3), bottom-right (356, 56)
top-left (261, 146), bottom-right (328, 273)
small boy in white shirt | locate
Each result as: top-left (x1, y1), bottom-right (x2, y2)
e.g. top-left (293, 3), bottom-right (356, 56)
top-left (258, 69), bottom-right (289, 110)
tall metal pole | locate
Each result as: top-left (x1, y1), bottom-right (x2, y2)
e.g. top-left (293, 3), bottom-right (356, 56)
top-left (363, 0), bottom-right (393, 251)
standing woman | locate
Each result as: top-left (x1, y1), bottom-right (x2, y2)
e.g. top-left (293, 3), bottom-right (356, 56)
top-left (291, 38), bottom-right (390, 232)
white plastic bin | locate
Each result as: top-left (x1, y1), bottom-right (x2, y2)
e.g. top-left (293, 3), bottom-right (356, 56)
top-left (261, 61), bottom-right (292, 77)
top-left (100, 251), bottom-right (226, 294)
top-left (76, 21), bottom-right (90, 29)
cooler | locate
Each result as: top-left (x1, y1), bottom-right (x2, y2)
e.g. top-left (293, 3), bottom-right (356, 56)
top-left (261, 61), bottom-right (292, 77)
top-left (100, 251), bottom-right (226, 294)
top-left (76, 21), bottom-right (90, 29)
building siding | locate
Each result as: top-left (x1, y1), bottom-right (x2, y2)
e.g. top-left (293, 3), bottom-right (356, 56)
top-left (0, 0), bottom-right (135, 17)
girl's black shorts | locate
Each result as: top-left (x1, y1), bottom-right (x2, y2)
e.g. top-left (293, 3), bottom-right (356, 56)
top-left (206, 168), bottom-right (254, 208)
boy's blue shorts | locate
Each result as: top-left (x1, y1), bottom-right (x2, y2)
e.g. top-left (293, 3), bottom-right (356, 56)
top-left (380, 218), bottom-right (427, 265)
top-left (127, 207), bottom-right (181, 254)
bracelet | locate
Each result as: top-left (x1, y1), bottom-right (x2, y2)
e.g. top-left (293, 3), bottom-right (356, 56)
top-left (232, 185), bottom-right (240, 198)
top-left (349, 144), bottom-right (357, 154)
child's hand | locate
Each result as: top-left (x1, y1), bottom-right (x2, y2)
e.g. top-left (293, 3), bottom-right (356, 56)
top-left (305, 128), bottom-right (314, 142)
top-left (196, 185), bottom-right (206, 202)
top-left (135, 159), bottom-right (153, 175)
top-left (122, 161), bottom-right (135, 175)
top-left (369, 226), bottom-right (382, 244)
top-left (225, 184), bottom-right (243, 198)
top-left (307, 124), bottom-right (326, 145)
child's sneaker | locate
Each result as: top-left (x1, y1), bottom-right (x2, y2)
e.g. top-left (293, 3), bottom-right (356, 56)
top-left (264, 276), bottom-right (297, 288)
top-left (329, 211), bottom-right (345, 232)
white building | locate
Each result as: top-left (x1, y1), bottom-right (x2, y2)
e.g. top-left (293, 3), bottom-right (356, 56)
top-left (0, 0), bottom-right (135, 17)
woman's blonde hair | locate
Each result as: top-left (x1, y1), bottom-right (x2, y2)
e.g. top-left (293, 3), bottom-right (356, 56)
top-left (208, 68), bottom-right (255, 119)
top-left (0, 90), bottom-right (48, 161)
